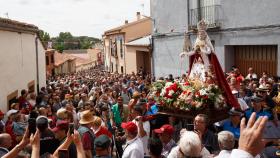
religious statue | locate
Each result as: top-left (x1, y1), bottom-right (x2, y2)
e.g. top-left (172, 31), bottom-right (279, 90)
top-left (180, 20), bottom-right (240, 109)
top-left (180, 20), bottom-right (216, 82)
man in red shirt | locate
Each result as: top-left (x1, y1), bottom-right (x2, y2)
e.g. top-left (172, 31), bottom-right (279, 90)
top-left (234, 68), bottom-right (244, 86)
top-left (92, 116), bottom-right (112, 138)
top-left (18, 89), bottom-right (31, 110)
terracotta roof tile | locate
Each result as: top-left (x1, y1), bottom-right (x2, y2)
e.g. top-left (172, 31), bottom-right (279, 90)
top-left (54, 52), bottom-right (76, 66)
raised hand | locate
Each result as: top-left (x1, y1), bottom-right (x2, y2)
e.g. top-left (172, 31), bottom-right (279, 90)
top-left (30, 129), bottom-right (40, 148)
top-left (238, 112), bottom-right (268, 156)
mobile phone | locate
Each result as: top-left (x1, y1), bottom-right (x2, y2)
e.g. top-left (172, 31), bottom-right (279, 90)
top-left (28, 118), bottom-right (36, 136)
top-left (69, 123), bottom-right (75, 134)
top-left (58, 149), bottom-right (69, 158)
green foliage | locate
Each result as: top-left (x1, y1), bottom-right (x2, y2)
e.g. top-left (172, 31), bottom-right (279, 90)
top-left (39, 30), bottom-right (51, 47)
top-left (39, 30), bottom-right (101, 52)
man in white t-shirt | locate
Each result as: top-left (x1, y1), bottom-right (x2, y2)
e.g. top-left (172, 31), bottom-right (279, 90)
top-left (121, 121), bottom-right (144, 158)
top-left (245, 67), bottom-right (258, 80)
top-left (131, 103), bottom-right (150, 156)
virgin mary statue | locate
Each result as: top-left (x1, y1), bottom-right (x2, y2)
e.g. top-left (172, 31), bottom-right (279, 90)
top-left (180, 20), bottom-right (240, 109)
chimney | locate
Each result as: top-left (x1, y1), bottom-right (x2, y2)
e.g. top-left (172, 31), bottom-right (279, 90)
top-left (136, 12), bottom-right (141, 20)
top-left (125, 20), bottom-right (128, 24)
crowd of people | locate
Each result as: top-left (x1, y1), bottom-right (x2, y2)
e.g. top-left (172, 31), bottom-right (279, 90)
top-left (0, 66), bottom-right (279, 158)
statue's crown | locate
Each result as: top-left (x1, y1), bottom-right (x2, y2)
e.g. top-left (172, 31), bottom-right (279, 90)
top-left (197, 19), bottom-right (208, 31)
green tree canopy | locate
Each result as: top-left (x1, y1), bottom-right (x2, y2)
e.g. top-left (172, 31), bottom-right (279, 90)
top-left (38, 29), bottom-right (101, 52)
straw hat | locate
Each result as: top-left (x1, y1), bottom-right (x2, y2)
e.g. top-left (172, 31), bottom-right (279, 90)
top-left (79, 110), bottom-right (95, 125)
top-left (65, 94), bottom-right (73, 99)
top-left (256, 85), bottom-right (269, 92)
top-left (132, 91), bottom-right (141, 98)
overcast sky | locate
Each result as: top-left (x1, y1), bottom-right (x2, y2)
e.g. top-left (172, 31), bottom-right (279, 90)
top-left (0, 0), bottom-right (150, 38)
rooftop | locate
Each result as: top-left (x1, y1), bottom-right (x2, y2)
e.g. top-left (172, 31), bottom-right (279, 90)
top-left (54, 52), bottom-right (76, 66)
top-left (125, 35), bottom-right (151, 47)
top-left (104, 17), bottom-right (150, 35)
top-left (0, 17), bottom-right (39, 34)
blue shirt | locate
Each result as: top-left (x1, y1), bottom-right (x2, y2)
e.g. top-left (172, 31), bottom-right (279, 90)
top-left (222, 120), bottom-right (240, 139)
top-left (146, 104), bottom-right (158, 116)
top-left (245, 108), bottom-right (272, 120)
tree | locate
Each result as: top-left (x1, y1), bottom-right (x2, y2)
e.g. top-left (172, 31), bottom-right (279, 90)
top-left (39, 30), bottom-right (51, 47)
top-left (42, 31), bottom-right (101, 52)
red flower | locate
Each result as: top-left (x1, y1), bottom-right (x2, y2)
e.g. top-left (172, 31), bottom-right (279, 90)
top-left (195, 91), bottom-right (200, 97)
top-left (184, 81), bottom-right (190, 86)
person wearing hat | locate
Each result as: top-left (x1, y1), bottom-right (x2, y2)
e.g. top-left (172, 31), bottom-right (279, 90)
top-left (121, 121), bottom-right (144, 158)
top-left (77, 110), bottom-right (96, 158)
top-left (92, 116), bottom-right (112, 139)
top-left (245, 96), bottom-right (272, 120)
top-left (94, 135), bottom-right (111, 158)
top-left (5, 109), bottom-right (19, 148)
top-left (154, 124), bottom-right (176, 157)
top-left (222, 108), bottom-right (243, 139)
top-left (52, 121), bottom-right (77, 158)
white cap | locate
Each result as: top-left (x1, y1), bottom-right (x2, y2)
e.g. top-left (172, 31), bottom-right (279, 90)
top-left (6, 109), bottom-right (19, 118)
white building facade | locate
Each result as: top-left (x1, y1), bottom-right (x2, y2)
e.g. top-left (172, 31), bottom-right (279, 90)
top-left (0, 18), bottom-right (46, 112)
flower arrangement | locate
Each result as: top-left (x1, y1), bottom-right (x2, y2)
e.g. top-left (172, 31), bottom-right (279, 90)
top-left (150, 79), bottom-right (226, 112)
top-left (160, 82), bottom-right (182, 106)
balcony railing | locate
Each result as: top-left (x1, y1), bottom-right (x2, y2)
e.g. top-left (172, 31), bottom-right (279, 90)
top-left (189, 5), bottom-right (221, 30)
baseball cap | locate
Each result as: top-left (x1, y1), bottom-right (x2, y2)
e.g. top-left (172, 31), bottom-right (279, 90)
top-left (94, 135), bottom-right (111, 149)
top-left (251, 96), bottom-right (264, 103)
top-left (52, 121), bottom-right (69, 132)
top-left (6, 109), bottom-right (19, 118)
top-left (121, 122), bottom-right (137, 133)
top-left (228, 108), bottom-right (243, 116)
top-left (0, 110), bottom-right (4, 116)
top-left (154, 124), bottom-right (174, 135)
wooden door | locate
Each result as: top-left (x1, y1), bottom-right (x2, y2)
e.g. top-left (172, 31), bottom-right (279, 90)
top-left (234, 45), bottom-right (277, 77)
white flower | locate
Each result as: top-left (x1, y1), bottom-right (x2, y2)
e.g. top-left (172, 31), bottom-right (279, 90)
top-left (165, 82), bottom-right (173, 87)
top-left (199, 89), bottom-right (207, 96)
top-left (160, 90), bottom-right (166, 96)
top-left (196, 102), bottom-right (203, 108)
top-left (168, 90), bottom-right (175, 96)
